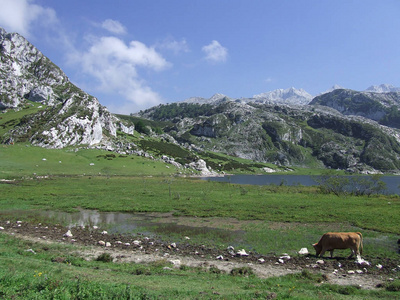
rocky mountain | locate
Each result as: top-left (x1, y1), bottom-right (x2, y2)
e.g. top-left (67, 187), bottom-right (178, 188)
top-left (252, 87), bottom-right (313, 105)
top-left (138, 93), bottom-right (400, 173)
top-left (365, 84), bottom-right (400, 93)
top-left (182, 88), bottom-right (313, 106)
top-left (310, 89), bottom-right (400, 128)
top-left (0, 27), bottom-right (133, 148)
top-left (3, 27), bottom-right (400, 174)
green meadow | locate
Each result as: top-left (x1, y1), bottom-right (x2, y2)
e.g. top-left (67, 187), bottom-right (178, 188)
top-left (1, 144), bottom-right (400, 299)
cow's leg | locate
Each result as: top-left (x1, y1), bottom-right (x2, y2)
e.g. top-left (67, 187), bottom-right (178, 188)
top-left (347, 248), bottom-right (355, 259)
top-left (319, 248), bottom-right (326, 257)
top-left (329, 250), bottom-right (334, 258)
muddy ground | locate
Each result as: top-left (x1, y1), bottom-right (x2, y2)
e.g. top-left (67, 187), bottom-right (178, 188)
top-left (1, 219), bottom-right (399, 290)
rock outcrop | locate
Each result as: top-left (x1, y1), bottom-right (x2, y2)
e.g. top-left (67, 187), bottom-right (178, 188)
top-left (0, 27), bottom-right (134, 148)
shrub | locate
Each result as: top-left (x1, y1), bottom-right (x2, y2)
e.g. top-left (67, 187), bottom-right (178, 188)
top-left (230, 267), bottom-right (254, 277)
top-left (95, 252), bottom-right (113, 263)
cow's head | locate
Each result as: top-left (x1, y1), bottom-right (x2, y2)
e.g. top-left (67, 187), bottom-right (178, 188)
top-left (312, 242), bottom-right (322, 256)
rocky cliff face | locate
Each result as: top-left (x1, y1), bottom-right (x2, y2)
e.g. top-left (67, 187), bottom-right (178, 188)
top-left (310, 89), bottom-right (400, 123)
top-left (138, 99), bottom-right (400, 173)
top-left (0, 27), bottom-right (133, 148)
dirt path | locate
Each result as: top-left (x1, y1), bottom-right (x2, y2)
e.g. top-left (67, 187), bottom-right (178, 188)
top-left (1, 220), bottom-right (398, 290)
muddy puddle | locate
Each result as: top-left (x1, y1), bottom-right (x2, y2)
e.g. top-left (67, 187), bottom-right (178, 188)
top-left (14, 209), bottom-right (246, 246)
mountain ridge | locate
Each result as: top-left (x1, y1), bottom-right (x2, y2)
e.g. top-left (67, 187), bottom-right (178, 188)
top-left (3, 26), bottom-right (400, 174)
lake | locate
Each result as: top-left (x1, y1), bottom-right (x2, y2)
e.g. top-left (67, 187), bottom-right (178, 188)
top-left (202, 174), bottom-right (400, 195)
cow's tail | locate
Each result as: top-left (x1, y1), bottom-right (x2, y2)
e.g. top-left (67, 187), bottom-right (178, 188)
top-left (356, 232), bottom-right (363, 255)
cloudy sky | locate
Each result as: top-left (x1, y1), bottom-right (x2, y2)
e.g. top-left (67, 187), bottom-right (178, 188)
top-left (0, 0), bottom-right (399, 113)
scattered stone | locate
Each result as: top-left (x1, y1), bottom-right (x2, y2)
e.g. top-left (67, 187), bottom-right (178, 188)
top-left (0, 226), bottom-right (4, 230)
top-left (279, 255), bottom-right (291, 260)
top-left (170, 242), bottom-right (177, 248)
top-left (216, 255), bottom-right (224, 260)
top-left (298, 248), bottom-right (308, 255)
top-left (258, 258), bottom-right (265, 263)
top-left (185, 236), bottom-right (190, 240)
top-left (355, 256), bottom-right (370, 266)
top-left (105, 242), bottom-right (111, 247)
top-left (278, 259), bottom-right (285, 264)
top-left (237, 249), bottom-right (249, 256)
top-left (124, 243), bottom-right (130, 246)
top-left (101, 231), bottom-right (108, 235)
top-left (133, 240), bottom-right (141, 246)
top-left (63, 230), bottom-right (73, 238)
top-left (348, 270), bottom-right (355, 274)
top-left (316, 260), bottom-right (324, 265)
top-left (356, 270), bottom-right (363, 274)
top-left (25, 248), bottom-right (36, 254)
top-left (376, 264), bottom-right (383, 269)
top-left (98, 240), bottom-right (106, 246)
top-left (169, 259), bottom-right (181, 266)
top-left (93, 226), bottom-right (99, 229)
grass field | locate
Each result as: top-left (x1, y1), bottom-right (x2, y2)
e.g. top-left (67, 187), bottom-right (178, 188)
top-left (1, 144), bottom-right (400, 298)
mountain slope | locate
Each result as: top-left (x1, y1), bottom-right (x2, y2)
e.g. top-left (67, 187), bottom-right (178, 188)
top-left (310, 89), bottom-right (400, 128)
top-left (252, 87), bottom-right (313, 105)
top-left (0, 27), bottom-right (133, 148)
top-left (138, 100), bottom-right (400, 173)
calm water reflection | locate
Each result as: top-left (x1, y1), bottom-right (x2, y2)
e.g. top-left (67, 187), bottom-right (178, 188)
top-left (35, 209), bottom-right (243, 244)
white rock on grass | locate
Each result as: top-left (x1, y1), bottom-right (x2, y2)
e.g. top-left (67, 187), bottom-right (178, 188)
top-left (298, 248), bottom-right (308, 255)
top-left (98, 240), bottom-right (106, 246)
top-left (63, 230), bottom-right (73, 237)
top-left (237, 249), bottom-right (249, 256)
top-left (169, 259), bottom-right (181, 266)
top-left (355, 256), bottom-right (370, 266)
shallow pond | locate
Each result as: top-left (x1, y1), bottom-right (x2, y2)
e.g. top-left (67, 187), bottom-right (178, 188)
top-left (34, 209), bottom-right (246, 246)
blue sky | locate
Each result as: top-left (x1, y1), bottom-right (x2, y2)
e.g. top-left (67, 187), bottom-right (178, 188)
top-left (1, 0), bottom-right (399, 113)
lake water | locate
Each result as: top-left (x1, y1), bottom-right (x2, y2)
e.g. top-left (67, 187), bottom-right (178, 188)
top-left (202, 174), bottom-right (400, 195)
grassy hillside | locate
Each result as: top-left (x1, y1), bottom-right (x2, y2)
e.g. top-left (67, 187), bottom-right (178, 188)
top-left (0, 144), bottom-right (180, 178)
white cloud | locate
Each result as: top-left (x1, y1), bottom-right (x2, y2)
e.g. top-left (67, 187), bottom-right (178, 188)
top-left (157, 37), bottom-right (189, 54)
top-left (202, 40), bottom-right (228, 63)
top-left (0, 0), bottom-right (57, 37)
top-left (101, 19), bottom-right (126, 35)
top-left (71, 36), bottom-right (170, 112)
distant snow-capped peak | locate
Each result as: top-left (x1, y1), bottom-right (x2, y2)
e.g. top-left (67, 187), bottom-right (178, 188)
top-left (365, 84), bottom-right (400, 93)
top-left (182, 93), bottom-right (230, 104)
top-left (253, 87), bottom-right (313, 105)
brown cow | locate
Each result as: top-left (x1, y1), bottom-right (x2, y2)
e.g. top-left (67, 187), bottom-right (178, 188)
top-left (312, 232), bottom-right (363, 258)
